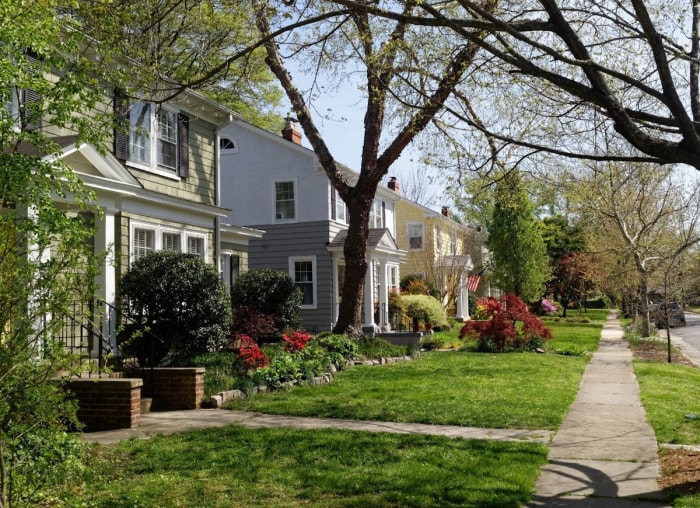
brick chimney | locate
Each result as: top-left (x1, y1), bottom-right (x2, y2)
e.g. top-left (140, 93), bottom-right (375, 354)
top-left (282, 117), bottom-right (302, 144)
top-left (388, 176), bottom-right (400, 193)
top-left (441, 206), bottom-right (451, 218)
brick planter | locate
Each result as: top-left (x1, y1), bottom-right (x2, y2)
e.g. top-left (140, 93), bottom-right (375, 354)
top-left (132, 367), bottom-right (205, 410)
top-left (67, 378), bottom-right (143, 430)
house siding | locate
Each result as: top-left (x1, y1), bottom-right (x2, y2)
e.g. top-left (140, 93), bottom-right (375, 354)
top-left (248, 221), bottom-right (336, 332)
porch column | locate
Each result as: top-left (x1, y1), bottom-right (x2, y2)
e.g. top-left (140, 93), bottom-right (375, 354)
top-left (378, 260), bottom-right (390, 330)
top-left (95, 208), bottom-right (117, 350)
top-left (456, 275), bottom-right (468, 321)
top-left (363, 258), bottom-right (377, 331)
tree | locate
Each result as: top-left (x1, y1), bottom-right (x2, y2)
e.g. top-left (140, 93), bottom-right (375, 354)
top-left (118, 251), bottom-right (232, 367)
top-left (486, 170), bottom-right (550, 302)
top-left (570, 163), bottom-right (700, 337)
top-left (73, 0), bottom-right (285, 131)
top-left (330, 0), bottom-right (700, 172)
top-left (548, 252), bottom-right (594, 317)
top-left (0, 1), bottom-right (121, 505)
top-left (250, 0), bottom-right (501, 334)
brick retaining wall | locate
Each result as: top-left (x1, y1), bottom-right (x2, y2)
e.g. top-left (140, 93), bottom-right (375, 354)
top-left (67, 378), bottom-right (143, 430)
top-left (133, 367), bottom-right (205, 410)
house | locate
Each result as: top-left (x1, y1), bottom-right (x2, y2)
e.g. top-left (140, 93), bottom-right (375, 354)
top-left (32, 85), bottom-right (262, 360)
top-left (219, 118), bottom-right (405, 332)
top-left (391, 183), bottom-right (485, 319)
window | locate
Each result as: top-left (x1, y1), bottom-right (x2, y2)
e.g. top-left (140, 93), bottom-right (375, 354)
top-left (187, 235), bottom-right (205, 258)
top-left (133, 228), bottom-right (155, 260)
top-left (407, 222), bottom-right (424, 250)
top-left (369, 199), bottom-right (385, 228)
top-left (116, 97), bottom-right (189, 178)
top-left (450, 231), bottom-right (457, 255)
top-left (275, 181), bottom-right (296, 220)
top-left (334, 190), bottom-right (347, 223)
top-left (435, 225), bottom-right (442, 250)
top-left (162, 231), bottom-right (181, 251)
top-left (290, 256), bottom-right (316, 308)
top-left (130, 221), bottom-right (207, 262)
top-left (219, 136), bottom-right (238, 152)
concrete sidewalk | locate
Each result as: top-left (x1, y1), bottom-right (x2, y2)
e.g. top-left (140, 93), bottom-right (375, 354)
top-left (529, 315), bottom-right (670, 507)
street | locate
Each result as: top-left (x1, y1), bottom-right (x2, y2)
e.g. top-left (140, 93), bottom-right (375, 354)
top-left (662, 311), bottom-right (700, 366)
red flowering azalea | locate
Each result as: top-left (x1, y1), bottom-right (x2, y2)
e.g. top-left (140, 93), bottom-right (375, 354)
top-left (283, 331), bottom-right (313, 353)
top-left (238, 335), bottom-right (270, 371)
top-left (460, 294), bottom-right (552, 352)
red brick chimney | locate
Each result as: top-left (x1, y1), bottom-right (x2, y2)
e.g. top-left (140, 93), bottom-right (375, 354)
top-left (282, 117), bottom-right (302, 144)
top-left (441, 206), bottom-right (451, 218)
top-left (388, 176), bottom-right (400, 193)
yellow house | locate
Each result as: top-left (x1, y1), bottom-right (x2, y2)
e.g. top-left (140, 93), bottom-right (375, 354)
top-left (388, 178), bottom-right (484, 319)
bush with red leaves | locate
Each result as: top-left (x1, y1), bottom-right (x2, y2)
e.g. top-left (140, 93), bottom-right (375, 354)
top-left (237, 335), bottom-right (270, 373)
top-left (283, 331), bottom-right (313, 353)
top-left (460, 294), bottom-right (552, 352)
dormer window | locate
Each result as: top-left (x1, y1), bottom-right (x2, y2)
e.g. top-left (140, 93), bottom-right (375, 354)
top-left (115, 96), bottom-right (189, 179)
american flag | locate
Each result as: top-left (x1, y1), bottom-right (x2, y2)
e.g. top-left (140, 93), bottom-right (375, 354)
top-left (466, 271), bottom-right (483, 293)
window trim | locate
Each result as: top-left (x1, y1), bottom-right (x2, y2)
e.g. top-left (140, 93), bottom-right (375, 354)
top-left (289, 255), bottom-right (317, 310)
top-left (333, 189), bottom-right (347, 224)
top-left (407, 222), bottom-right (425, 251)
top-left (273, 179), bottom-right (298, 223)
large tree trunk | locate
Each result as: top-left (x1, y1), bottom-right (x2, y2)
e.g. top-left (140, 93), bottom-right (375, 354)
top-left (333, 192), bottom-right (372, 335)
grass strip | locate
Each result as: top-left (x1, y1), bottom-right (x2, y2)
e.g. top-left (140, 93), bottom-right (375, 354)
top-left (68, 426), bottom-right (547, 507)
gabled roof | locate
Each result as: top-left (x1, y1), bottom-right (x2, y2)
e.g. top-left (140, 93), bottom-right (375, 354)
top-left (327, 228), bottom-right (406, 259)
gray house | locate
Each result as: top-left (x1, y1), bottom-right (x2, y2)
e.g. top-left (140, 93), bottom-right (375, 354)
top-left (218, 118), bottom-right (405, 332)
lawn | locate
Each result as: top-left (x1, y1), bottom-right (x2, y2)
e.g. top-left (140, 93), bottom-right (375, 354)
top-left (55, 315), bottom-right (606, 507)
top-left (64, 427), bottom-right (548, 507)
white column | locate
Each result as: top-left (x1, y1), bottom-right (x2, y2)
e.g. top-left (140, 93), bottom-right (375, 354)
top-left (456, 275), bottom-right (468, 321)
top-left (95, 208), bottom-right (117, 351)
top-left (363, 258), bottom-right (376, 329)
top-left (378, 260), bottom-right (390, 330)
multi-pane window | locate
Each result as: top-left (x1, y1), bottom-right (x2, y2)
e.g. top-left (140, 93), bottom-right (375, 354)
top-left (275, 181), bottom-right (295, 220)
top-left (157, 109), bottom-right (178, 169)
top-left (187, 236), bottom-right (205, 258)
top-left (162, 232), bottom-right (181, 252)
top-left (290, 256), bottom-right (316, 308)
top-left (133, 228), bottom-right (155, 260)
top-left (407, 222), bottom-right (424, 250)
top-left (335, 192), bottom-right (347, 223)
top-left (369, 199), bottom-right (384, 228)
top-left (131, 222), bottom-right (207, 262)
top-left (120, 99), bottom-right (188, 177)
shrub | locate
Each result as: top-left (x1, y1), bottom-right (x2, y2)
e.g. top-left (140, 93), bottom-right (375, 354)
top-left (118, 251), bottom-right (232, 366)
top-left (230, 269), bottom-right (302, 333)
top-left (238, 335), bottom-right (270, 373)
top-left (460, 294), bottom-right (553, 352)
top-left (402, 294), bottom-right (449, 328)
top-left (231, 306), bottom-right (277, 341)
top-left (283, 331), bottom-right (313, 353)
top-left (315, 333), bottom-right (359, 365)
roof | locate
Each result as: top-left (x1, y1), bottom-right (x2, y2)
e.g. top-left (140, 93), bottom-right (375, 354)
top-left (327, 228), bottom-right (405, 259)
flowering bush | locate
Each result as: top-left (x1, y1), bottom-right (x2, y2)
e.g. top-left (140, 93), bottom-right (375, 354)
top-left (283, 331), bottom-right (313, 352)
top-left (460, 294), bottom-right (552, 352)
top-left (237, 335), bottom-right (270, 373)
top-left (541, 299), bottom-right (558, 314)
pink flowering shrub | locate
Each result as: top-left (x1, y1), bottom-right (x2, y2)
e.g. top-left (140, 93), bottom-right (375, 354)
top-left (460, 294), bottom-right (553, 352)
top-left (283, 331), bottom-right (313, 353)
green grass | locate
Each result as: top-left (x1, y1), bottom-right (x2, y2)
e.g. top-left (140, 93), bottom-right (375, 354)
top-left (635, 360), bottom-right (700, 444)
top-left (546, 321), bottom-right (602, 354)
top-left (66, 426), bottom-right (547, 507)
top-left (225, 351), bottom-right (588, 430)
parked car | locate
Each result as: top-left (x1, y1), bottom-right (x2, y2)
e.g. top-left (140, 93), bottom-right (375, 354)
top-left (654, 302), bottom-right (686, 328)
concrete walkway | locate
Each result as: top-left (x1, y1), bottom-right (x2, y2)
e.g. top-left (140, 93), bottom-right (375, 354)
top-left (81, 314), bottom-right (672, 506)
top-left (529, 315), bottom-right (670, 507)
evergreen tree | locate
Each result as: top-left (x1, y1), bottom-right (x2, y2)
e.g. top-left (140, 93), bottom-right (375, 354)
top-left (486, 171), bottom-right (549, 302)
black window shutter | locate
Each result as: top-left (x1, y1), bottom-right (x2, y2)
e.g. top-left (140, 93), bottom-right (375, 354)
top-left (177, 113), bottom-right (189, 178)
top-left (22, 52), bottom-right (41, 131)
top-left (113, 90), bottom-right (130, 161)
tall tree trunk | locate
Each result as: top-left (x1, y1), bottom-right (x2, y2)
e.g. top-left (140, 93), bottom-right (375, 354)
top-left (333, 203), bottom-right (370, 335)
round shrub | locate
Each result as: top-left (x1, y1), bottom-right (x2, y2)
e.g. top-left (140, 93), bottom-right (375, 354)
top-left (118, 251), bottom-right (231, 366)
top-left (401, 294), bottom-right (449, 328)
top-left (230, 269), bottom-right (302, 333)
